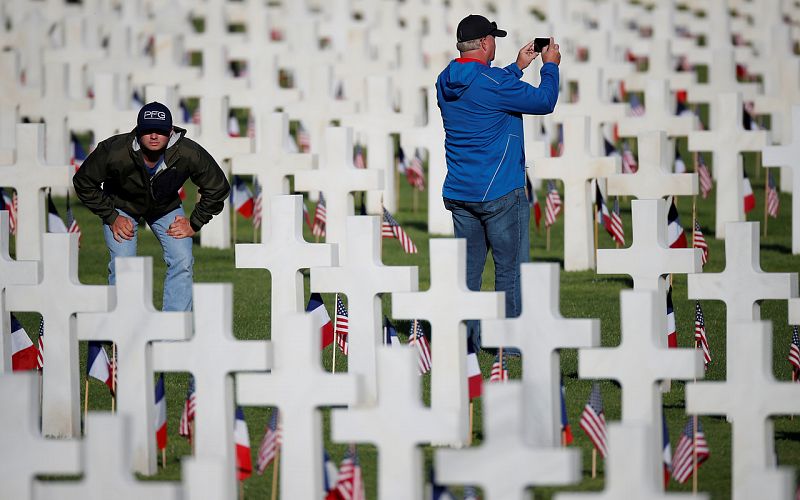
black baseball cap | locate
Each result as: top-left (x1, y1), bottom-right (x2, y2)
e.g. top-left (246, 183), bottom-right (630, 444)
top-left (456, 14), bottom-right (507, 43)
top-left (137, 101), bottom-right (173, 135)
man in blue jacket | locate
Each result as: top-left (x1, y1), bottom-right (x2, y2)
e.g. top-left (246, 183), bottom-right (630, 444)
top-left (437, 14), bottom-right (560, 351)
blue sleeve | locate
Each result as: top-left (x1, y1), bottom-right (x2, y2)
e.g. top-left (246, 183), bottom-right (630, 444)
top-left (484, 62), bottom-right (560, 115)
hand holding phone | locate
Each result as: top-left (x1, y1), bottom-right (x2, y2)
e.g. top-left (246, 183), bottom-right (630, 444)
top-left (533, 37), bottom-right (550, 53)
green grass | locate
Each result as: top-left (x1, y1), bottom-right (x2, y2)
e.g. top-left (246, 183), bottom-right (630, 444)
top-left (15, 153), bottom-right (800, 498)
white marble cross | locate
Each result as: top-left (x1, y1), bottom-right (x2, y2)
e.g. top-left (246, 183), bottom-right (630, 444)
top-left (152, 284), bottom-right (270, 496)
top-left (551, 67), bottom-right (627, 155)
top-left (579, 290), bottom-right (704, 424)
top-left (606, 131), bottom-right (697, 200)
top-left (534, 115), bottom-right (620, 271)
top-left (312, 216), bottom-right (417, 405)
top-left (598, 200), bottom-right (702, 291)
top-left (623, 39), bottom-right (695, 93)
top-left (236, 195), bottom-right (337, 322)
top-left (762, 105), bottom-right (800, 254)
top-left (43, 15), bottom-right (104, 101)
top-left (435, 383), bottom-right (580, 500)
top-left (76, 257), bottom-right (191, 476)
top-left (34, 414), bottom-right (181, 500)
top-left (687, 222), bottom-right (797, 324)
top-left (68, 72), bottom-right (139, 144)
top-left (616, 80), bottom-right (695, 139)
top-left (181, 456), bottom-right (230, 500)
top-left (481, 263), bottom-right (599, 447)
top-left (5, 233), bottom-right (112, 437)
top-left (132, 34), bottom-right (201, 88)
top-left (293, 126), bottom-right (383, 258)
top-left (0, 211), bottom-right (39, 373)
top-left (0, 372), bottom-right (80, 500)
top-left (688, 92), bottom-right (768, 238)
top-left (0, 123), bottom-right (72, 261)
top-left (556, 424), bottom-right (703, 500)
top-left (342, 75), bottom-right (414, 214)
top-left (332, 346), bottom-right (460, 500)
top-left (236, 312), bottom-right (360, 500)
top-left (686, 321), bottom-right (800, 500)
top-left (392, 238), bottom-right (504, 444)
top-left (231, 112), bottom-right (316, 241)
top-left (400, 87), bottom-right (453, 235)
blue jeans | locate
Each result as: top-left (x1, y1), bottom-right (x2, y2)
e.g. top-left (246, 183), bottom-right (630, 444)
top-left (443, 187), bottom-right (530, 351)
top-left (103, 207), bottom-right (194, 312)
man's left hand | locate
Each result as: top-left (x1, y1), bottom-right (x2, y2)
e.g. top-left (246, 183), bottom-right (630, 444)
top-left (167, 215), bottom-right (195, 239)
top-left (516, 40), bottom-right (538, 71)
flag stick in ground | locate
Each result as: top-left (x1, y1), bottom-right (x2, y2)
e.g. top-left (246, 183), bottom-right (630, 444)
top-left (332, 293), bottom-right (338, 374)
top-left (162, 448), bottom-right (166, 469)
top-left (411, 319), bottom-right (418, 346)
top-left (270, 446), bottom-right (280, 500)
top-left (591, 448), bottom-right (597, 478)
top-left (546, 226), bottom-right (551, 252)
top-left (756, 150), bottom-right (761, 180)
top-left (239, 481), bottom-right (244, 500)
top-left (83, 379), bottom-right (90, 431)
top-left (468, 401), bottom-right (474, 446)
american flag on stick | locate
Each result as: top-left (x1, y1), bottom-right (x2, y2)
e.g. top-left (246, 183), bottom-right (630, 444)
top-left (409, 320), bottom-right (432, 375)
top-left (335, 295), bottom-right (349, 355)
top-left (789, 325), bottom-right (800, 380)
top-left (692, 220), bottom-right (709, 266)
top-left (382, 207), bottom-right (417, 254)
top-left (489, 353), bottom-right (508, 382)
top-left (696, 154), bottom-right (713, 199)
top-left (767, 171), bottom-right (780, 218)
top-left (544, 181), bottom-right (562, 228)
top-left (608, 198), bottom-right (625, 246)
top-left (405, 148), bottom-right (426, 191)
top-left (179, 375), bottom-right (196, 440)
top-left (694, 301), bottom-right (711, 370)
top-left (256, 409), bottom-right (282, 474)
top-left (312, 194), bottom-right (327, 237)
top-left (579, 382), bottom-right (608, 458)
top-left (671, 417), bottom-right (710, 484)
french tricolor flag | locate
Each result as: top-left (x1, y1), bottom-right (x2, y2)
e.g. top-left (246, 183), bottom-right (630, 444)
top-left (235, 406), bottom-right (253, 481)
top-left (231, 176), bottom-right (254, 218)
top-left (667, 198), bottom-right (687, 249)
top-left (306, 293), bottom-right (334, 349)
top-left (9, 314), bottom-right (40, 371)
top-left (743, 171), bottom-right (756, 214)
top-left (86, 341), bottom-right (114, 394)
top-left (155, 373), bottom-right (167, 450)
top-left (466, 342), bottom-right (482, 400)
top-left (666, 286), bottom-right (677, 348)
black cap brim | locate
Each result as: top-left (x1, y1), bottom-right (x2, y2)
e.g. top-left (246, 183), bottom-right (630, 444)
top-left (492, 28), bottom-right (507, 38)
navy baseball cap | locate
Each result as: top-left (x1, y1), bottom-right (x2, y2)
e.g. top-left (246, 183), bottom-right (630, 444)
top-left (137, 102), bottom-right (173, 135)
top-left (456, 14), bottom-right (507, 42)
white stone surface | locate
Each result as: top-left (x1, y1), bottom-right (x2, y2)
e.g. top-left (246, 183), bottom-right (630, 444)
top-left (606, 131), bottom-right (697, 200)
top-left (534, 115), bottom-right (620, 271)
top-left (687, 222), bottom-right (797, 324)
top-left (182, 457), bottom-right (229, 500)
top-left (481, 263), bottom-right (599, 447)
top-left (688, 92), bottom-right (768, 238)
top-left (5, 233), bottom-right (112, 437)
top-left (597, 199), bottom-right (702, 291)
top-left (580, 290), bottom-right (704, 424)
top-left (34, 414), bottom-right (181, 500)
top-left (762, 104), bottom-right (800, 254)
top-left (67, 72), bottom-right (138, 143)
top-left (236, 312), bottom-right (359, 500)
top-left (435, 383), bottom-right (580, 499)
top-left (686, 321), bottom-right (800, 500)
top-left (293, 126), bottom-right (383, 258)
top-left (0, 123), bottom-right (72, 261)
top-left (393, 238), bottom-right (504, 444)
top-left (76, 257), bottom-right (191, 476)
top-left (0, 372), bottom-right (80, 500)
top-left (617, 80), bottom-right (695, 139)
top-left (332, 346), bottom-right (460, 500)
top-left (152, 284), bottom-right (269, 499)
top-left (312, 216), bottom-right (417, 405)
top-left (623, 39), bottom-right (695, 93)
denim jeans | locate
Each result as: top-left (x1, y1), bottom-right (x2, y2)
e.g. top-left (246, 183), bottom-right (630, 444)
top-left (443, 187), bottom-right (530, 351)
top-left (103, 207), bottom-right (194, 312)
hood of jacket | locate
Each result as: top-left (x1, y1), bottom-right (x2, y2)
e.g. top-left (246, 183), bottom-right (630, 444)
top-left (436, 59), bottom-right (486, 102)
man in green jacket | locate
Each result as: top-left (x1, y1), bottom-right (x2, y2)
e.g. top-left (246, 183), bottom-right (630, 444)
top-left (73, 101), bottom-right (230, 311)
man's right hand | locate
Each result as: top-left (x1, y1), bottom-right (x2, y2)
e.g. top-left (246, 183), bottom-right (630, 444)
top-left (541, 37), bottom-right (561, 66)
top-left (110, 215), bottom-right (134, 242)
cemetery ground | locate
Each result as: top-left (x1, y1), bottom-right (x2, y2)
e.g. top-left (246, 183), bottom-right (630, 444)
top-left (15, 153), bottom-right (800, 499)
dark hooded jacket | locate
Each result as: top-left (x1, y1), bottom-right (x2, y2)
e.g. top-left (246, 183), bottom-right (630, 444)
top-left (73, 127), bottom-right (230, 232)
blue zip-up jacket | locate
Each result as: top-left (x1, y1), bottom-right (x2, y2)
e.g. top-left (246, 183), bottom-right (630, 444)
top-left (436, 59), bottom-right (559, 201)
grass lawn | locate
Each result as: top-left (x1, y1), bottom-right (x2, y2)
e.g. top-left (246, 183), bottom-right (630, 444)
top-left (15, 147), bottom-right (799, 499)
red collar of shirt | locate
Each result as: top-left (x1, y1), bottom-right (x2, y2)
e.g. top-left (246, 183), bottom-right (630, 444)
top-left (455, 57), bottom-right (488, 66)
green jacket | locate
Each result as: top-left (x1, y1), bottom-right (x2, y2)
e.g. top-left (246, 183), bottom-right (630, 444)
top-left (73, 127), bottom-right (230, 232)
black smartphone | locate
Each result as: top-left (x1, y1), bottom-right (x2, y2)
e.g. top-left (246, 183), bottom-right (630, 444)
top-left (534, 37), bottom-right (551, 52)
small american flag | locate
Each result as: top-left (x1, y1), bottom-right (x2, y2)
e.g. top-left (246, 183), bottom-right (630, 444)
top-left (608, 198), bottom-right (625, 246)
top-left (671, 417), bottom-right (710, 483)
top-left (696, 154), bottom-right (713, 199)
top-left (694, 301), bottom-right (711, 370)
top-left (252, 178), bottom-right (263, 229)
top-left (335, 295), bottom-right (349, 355)
top-left (789, 326), bottom-right (800, 378)
top-left (297, 122), bottom-right (311, 152)
top-left (579, 382), bottom-right (608, 458)
top-left (1, 188), bottom-right (17, 235)
top-left (382, 207), bottom-right (417, 254)
top-left (179, 375), bottom-right (196, 440)
top-left (409, 320), bottom-right (432, 375)
top-left (693, 220), bottom-right (709, 266)
top-left (629, 93), bottom-right (645, 116)
top-left (621, 143), bottom-right (638, 174)
top-left (335, 446), bottom-right (365, 500)
top-left (36, 318), bottom-right (44, 369)
top-left (489, 353), bottom-right (508, 382)
top-left (66, 193), bottom-right (81, 241)
top-left (405, 148), bottom-right (425, 191)
top-left (256, 409), bottom-right (282, 474)
top-left (353, 143), bottom-right (366, 169)
top-left (544, 181), bottom-right (562, 228)
top-left (767, 171), bottom-right (780, 218)
top-left (312, 194), bottom-right (327, 237)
